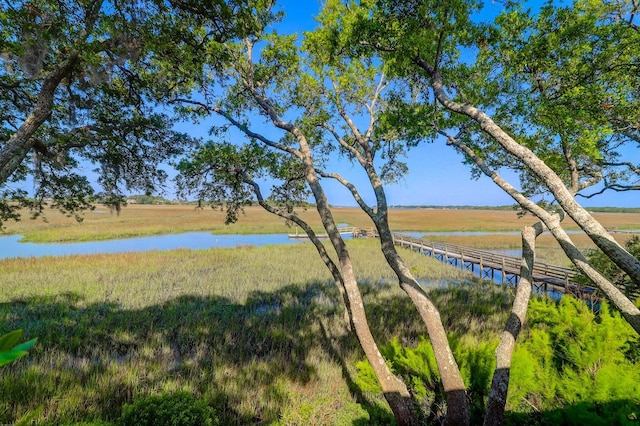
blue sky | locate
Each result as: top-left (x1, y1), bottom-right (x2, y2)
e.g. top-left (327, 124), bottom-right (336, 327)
top-left (185, 0), bottom-right (637, 208)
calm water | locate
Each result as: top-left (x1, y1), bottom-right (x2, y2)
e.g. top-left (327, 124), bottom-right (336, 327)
top-left (0, 232), bottom-right (317, 260)
top-left (2, 228), bottom-right (635, 261)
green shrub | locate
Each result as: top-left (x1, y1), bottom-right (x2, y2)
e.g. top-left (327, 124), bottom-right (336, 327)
top-left (119, 392), bottom-right (218, 426)
top-left (355, 336), bottom-right (497, 423)
top-left (507, 297), bottom-right (640, 424)
top-left (356, 296), bottom-right (640, 425)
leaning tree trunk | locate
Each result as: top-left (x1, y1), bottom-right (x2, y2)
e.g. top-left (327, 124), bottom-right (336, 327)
top-left (483, 224), bottom-right (541, 426)
top-left (377, 225), bottom-right (470, 426)
top-left (447, 136), bottom-right (640, 334)
top-left (420, 65), bottom-right (640, 284)
top-left (362, 167), bottom-right (470, 426)
top-left (246, 180), bottom-right (354, 328)
top-left (245, 74), bottom-right (419, 424)
top-left (308, 180), bottom-right (418, 425)
top-left (320, 157), bottom-right (472, 424)
top-left (0, 54), bottom-right (79, 186)
top-left (296, 135), bottom-right (418, 425)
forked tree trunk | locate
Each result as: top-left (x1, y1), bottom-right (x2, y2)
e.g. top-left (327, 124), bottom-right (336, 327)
top-left (246, 169), bottom-right (419, 424)
top-left (321, 156), bottom-right (471, 424)
top-left (244, 66), bottom-right (419, 424)
top-left (298, 136), bottom-right (418, 425)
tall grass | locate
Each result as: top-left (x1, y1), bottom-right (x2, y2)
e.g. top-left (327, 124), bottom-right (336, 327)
top-left (0, 240), bottom-right (474, 425)
top-left (2, 205), bottom-right (331, 243)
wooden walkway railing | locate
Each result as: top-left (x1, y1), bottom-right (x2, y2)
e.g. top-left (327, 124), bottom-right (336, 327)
top-left (392, 233), bottom-right (600, 302)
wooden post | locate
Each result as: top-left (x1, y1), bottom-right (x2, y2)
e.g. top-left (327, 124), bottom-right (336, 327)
top-left (480, 254), bottom-right (484, 275)
top-left (564, 271), bottom-right (569, 294)
top-left (501, 258), bottom-right (506, 284)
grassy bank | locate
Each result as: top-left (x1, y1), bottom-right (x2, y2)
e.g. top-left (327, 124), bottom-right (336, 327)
top-left (0, 240), bottom-right (475, 425)
top-left (3, 204), bottom-right (640, 243)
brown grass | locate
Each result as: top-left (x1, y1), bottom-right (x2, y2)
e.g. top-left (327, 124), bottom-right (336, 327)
top-left (4, 204), bottom-right (640, 243)
top-left (2, 205), bottom-right (331, 242)
top-left (387, 208), bottom-right (640, 232)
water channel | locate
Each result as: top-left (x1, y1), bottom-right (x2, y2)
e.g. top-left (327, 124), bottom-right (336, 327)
top-left (1, 229), bottom-right (636, 261)
top-left (0, 231), bottom-right (511, 260)
top-left (0, 232), bottom-right (316, 260)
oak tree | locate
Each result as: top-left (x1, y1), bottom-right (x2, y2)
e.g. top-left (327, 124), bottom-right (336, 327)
top-left (0, 0), bottom-right (243, 223)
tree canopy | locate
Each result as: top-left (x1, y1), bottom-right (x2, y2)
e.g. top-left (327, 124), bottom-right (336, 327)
top-left (0, 0), bottom-right (250, 223)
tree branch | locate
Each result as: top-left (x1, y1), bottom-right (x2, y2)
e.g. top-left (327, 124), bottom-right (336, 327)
top-left (364, 72), bottom-right (388, 142)
top-left (418, 55), bottom-right (640, 283)
top-left (601, 160), bottom-right (640, 175)
top-left (172, 98), bottom-right (302, 158)
top-left (243, 174), bottom-right (354, 328)
top-left (0, 51), bottom-right (81, 185)
top-left (320, 122), bottom-right (365, 164)
top-left (317, 169), bottom-right (375, 217)
top-left (330, 78), bottom-right (366, 145)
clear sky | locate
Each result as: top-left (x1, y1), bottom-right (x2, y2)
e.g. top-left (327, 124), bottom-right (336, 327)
top-left (181, 0), bottom-right (637, 208)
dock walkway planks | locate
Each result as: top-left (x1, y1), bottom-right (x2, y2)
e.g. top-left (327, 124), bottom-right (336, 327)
top-left (392, 233), bottom-right (601, 302)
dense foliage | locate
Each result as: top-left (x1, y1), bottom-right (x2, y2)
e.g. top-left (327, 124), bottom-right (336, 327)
top-left (119, 392), bottom-right (219, 426)
top-left (0, 0), bottom-right (249, 225)
top-left (507, 298), bottom-right (640, 425)
top-left (356, 296), bottom-right (640, 425)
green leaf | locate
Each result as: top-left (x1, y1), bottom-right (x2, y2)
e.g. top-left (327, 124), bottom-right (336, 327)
top-left (0, 329), bottom-right (23, 351)
top-left (0, 350), bottom-right (29, 367)
top-left (12, 338), bottom-right (37, 353)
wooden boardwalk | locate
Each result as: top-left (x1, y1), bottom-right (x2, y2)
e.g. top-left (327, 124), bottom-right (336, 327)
top-left (392, 233), bottom-right (600, 302)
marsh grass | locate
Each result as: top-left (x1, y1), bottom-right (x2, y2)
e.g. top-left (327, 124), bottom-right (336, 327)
top-left (0, 240), bottom-right (476, 425)
top-left (2, 205), bottom-right (331, 243)
top-left (4, 205), bottom-right (640, 243)
top-left (2, 206), bottom-right (639, 423)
